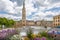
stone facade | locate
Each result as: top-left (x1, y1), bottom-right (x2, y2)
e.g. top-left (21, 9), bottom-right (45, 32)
top-left (22, 0), bottom-right (26, 26)
top-left (13, 0), bottom-right (53, 27)
top-left (53, 15), bottom-right (60, 27)
top-left (14, 20), bottom-right (53, 27)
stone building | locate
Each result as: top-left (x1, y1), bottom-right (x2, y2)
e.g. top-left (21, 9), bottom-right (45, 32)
top-left (53, 15), bottom-right (60, 27)
top-left (14, 0), bottom-right (53, 27)
top-left (22, 0), bottom-right (26, 26)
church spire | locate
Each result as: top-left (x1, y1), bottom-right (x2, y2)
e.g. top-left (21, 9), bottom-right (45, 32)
top-left (22, 0), bottom-right (26, 26)
top-left (23, 0), bottom-right (25, 8)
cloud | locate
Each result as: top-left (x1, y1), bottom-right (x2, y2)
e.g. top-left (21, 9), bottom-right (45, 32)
top-left (0, 0), bottom-right (60, 21)
top-left (0, 0), bottom-right (15, 13)
top-left (0, 0), bottom-right (23, 14)
top-left (0, 14), bottom-right (21, 21)
top-left (48, 0), bottom-right (60, 4)
top-left (27, 0), bottom-right (60, 21)
top-left (0, 0), bottom-right (22, 21)
top-left (10, 0), bottom-right (23, 6)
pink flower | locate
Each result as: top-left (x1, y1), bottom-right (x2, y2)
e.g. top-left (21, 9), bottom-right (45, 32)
top-left (34, 38), bottom-right (41, 40)
top-left (0, 29), bottom-right (18, 39)
top-left (41, 37), bottom-right (46, 40)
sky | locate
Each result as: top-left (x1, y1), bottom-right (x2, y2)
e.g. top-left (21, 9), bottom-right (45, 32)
top-left (0, 0), bottom-right (60, 21)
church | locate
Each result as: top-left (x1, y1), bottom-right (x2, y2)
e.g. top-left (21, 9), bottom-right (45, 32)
top-left (14, 0), bottom-right (53, 27)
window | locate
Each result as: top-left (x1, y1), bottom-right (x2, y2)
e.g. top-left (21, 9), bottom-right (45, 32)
top-left (58, 24), bottom-right (60, 25)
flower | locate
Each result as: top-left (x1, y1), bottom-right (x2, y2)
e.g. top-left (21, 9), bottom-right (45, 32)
top-left (10, 34), bottom-right (21, 40)
top-left (41, 37), bottom-right (46, 40)
top-left (24, 37), bottom-right (29, 40)
top-left (37, 33), bottom-right (41, 37)
top-left (34, 37), bottom-right (41, 40)
top-left (31, 34), bottom-right (36, 38)
top-left (0, 28), bottom-right (18, 39)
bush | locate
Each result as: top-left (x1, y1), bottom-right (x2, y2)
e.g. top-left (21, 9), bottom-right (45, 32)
top-left (39, 31), bottom-right (54, 40)
top-left (40, 31), bottom-right (48, 37)
top-left (24, 37), bottom-right (29, 40)
top-left (10, 34), bottom-right (21, 40)
top-left (31, 34), bottom-right (37, 38)
top-left (27, 28), bottom-right (33, 39)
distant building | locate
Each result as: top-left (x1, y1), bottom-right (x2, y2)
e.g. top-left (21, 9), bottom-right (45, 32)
top-left (36, 20), bottom-right (53, 27)
top-left (45, 21), bottom-right (53, 27)
top-left (14, 20), bottom-right (53, 27)
top-left (26, 20), bottom-right (35, 26)
top-left (53, 15), bottom-right (60, 27)
top-left (14, 0), bottom-right (53, 27)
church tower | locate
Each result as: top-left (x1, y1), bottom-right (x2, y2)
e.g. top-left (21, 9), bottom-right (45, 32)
top-left (22, 0), bottom-right (26, 26)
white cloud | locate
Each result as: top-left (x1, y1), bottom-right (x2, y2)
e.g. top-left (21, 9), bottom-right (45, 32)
top-left (0, 0), bottom-right (60, 21)
top-left (25, 0), bottom-right (37, 16)
top-left (0, 0), bottom-right (22, 14)
top-left (28, 0), bottom-right (60, 21)
top-left (31, 10), bottom-right (60, 21)
top-left (0, 0), bottom-right (14, 13)
top-left (0, 0), bottom-right (37, 21)
top-left (0, 14), bottom-right (21, 21)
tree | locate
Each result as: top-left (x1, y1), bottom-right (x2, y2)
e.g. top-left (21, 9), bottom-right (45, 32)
top-left (5, 19), bottom-right (15, 28)
top-left (0, 17), bottom-right (15, 28)
top-left (8, 19), bottom-right (15, 27)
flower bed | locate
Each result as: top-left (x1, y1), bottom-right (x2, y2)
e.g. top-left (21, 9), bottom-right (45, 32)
top-left (0, 28), bottom-right (18, 40)
top-left (0, 28), bottom-right (55, 40)
top-left (25, 28), bottom-right (54, 40)
top-left (10, 34), bottom-right (21, 40)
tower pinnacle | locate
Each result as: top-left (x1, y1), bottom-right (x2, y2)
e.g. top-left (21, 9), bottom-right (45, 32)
top-left (22, 0), bottom-right (26, 26)
top-left (23, 0), bottom-right (25, 8)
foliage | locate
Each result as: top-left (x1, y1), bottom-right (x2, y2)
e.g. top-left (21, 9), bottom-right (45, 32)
top-left (24, 37), bottom-right (29, 40)
top-left (41, 37), bottom-right (47, 40)
top-left (37, 33), bottom-right (41, 38)
top-left (6, 19), bottom-right (15, 27)
top-left (34, 37), bottom-right (41, 40)
top-left (27, 28), bottom-right (33, 39)
top-left (10, 34), bottom-right (21, 40)
top-left (0, 17), bottom-right (15, 28)
top-left (39, 31), bottom-right (54, 40)
top-left (31, 34), bottom-right (37, 38)
top-left (40, 31), bottom-right (48, 38)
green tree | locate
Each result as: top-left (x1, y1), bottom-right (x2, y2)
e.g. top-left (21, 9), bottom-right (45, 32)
top-left (0, 18), bottom-right (3, 28)
top-left (2, 17), bottom-right (8, 25)
top-left (8, 19), bottom-right (15, 27)
top-left (0, 17), bottom-right (15, 28)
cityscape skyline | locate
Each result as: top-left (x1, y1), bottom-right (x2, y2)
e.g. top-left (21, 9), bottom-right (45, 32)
top-left (0, 0), bottom-right (60, 21)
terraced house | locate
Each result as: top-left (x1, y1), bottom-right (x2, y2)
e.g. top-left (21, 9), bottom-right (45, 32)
top-left (53, 15), bottom-right (60, 27)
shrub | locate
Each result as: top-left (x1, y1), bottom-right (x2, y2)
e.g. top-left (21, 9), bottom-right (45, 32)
top-left (24, 37), bottom-right (29, 40)
top-left (34, 37), bottom-right (41, 40)
top-left (27, 28), bottom-right (33, 39)
top-left (41, 37), bottom-right (46, 40)
top-left (10, 34), bottom-right (21, 40)
top-left (37, 33), bottom-right (41, 38)
top-left (40, 31), bottom-right (48, 37)
top-left (31, 34), bottom-right (36, 38)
